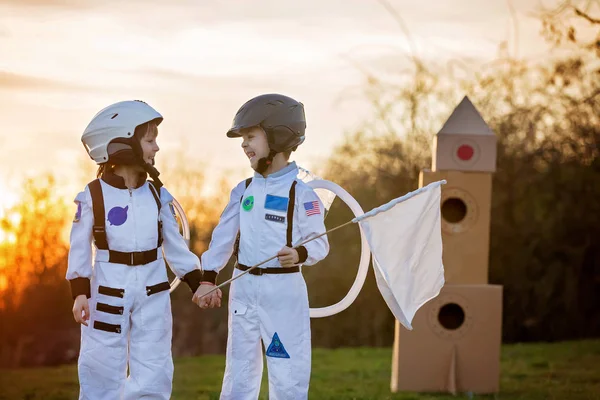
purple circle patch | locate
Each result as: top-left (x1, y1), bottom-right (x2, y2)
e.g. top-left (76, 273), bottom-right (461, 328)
top-left (107, 205), bottom-right (129, 226)
top-left (73, 202), bottom-right (82, 222)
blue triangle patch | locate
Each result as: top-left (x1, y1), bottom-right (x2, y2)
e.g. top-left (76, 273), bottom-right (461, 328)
top-left (265, 332), bottom-right (290, 358)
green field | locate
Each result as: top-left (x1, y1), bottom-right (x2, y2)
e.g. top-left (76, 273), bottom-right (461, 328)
top-left (1, 340), bottom-right (599, 399)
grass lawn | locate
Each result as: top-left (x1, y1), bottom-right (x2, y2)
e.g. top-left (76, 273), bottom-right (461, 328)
top-left (1, 339), bottom-right (599, 399)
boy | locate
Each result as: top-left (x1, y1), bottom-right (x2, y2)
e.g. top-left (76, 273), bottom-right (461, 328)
top-left (194, 94), bottom-right (329, 399)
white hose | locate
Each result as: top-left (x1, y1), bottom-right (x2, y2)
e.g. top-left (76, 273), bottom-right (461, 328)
top-left (306, 180), bottom-right (371, 318)
top-left (168, 197), bottom-right (190, 293)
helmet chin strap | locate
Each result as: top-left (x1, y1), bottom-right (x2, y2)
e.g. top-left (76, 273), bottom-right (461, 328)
top-left (105, 123), bottom-right (164, 188)
top-left (143, 163), bottom-right (163, 189)
top-left (129, 137), bottom-right (163, 189)
top-left (254, 150), bottom-right (277, 174)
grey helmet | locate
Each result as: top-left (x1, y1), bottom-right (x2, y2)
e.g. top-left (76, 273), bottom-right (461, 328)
top-left (226, 93), bottom-right (306, 153)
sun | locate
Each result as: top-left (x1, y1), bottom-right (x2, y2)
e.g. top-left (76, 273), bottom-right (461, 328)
top-left (0, 180), bottom-right (17, 210)
top-left (0, 180), bottom-right (19, 244)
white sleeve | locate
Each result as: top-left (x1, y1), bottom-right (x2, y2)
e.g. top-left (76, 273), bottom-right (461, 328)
top-left (66, 188), bottom-right (94, 298)
top-left (200, 180), bottom-right (246, 279)
top-left (159, 187), bottom-right (201, 278)
top-left (296, 185), bottom-right (330, 266)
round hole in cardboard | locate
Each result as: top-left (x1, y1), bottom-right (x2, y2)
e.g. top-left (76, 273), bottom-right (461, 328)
top-left (438, 303), bottom-right (465, 330)
top-left (441, 198), bottom-right (467, 223)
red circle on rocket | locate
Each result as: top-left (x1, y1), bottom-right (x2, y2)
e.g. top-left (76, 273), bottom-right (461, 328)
top-left (456, 145), bottom-right (474, 161)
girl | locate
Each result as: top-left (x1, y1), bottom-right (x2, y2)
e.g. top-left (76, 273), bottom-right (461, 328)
top-left (66, 100), bottom-right (202, 400)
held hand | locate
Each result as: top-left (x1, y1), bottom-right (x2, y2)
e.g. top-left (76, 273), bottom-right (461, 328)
top-left (277, 246), bottom-right (299, 268)
top-left (192, 283), bottom-right (222, 309)
top-left (72, 294), bottom-right (90, 326)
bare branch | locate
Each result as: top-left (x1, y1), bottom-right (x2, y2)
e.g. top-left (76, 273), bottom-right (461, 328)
top-left (573, 6), bottom-right (600, 24)
top-left (506, 0), bottom-right (521, 59)
top-left (375, 0), bottom-right (420, 63)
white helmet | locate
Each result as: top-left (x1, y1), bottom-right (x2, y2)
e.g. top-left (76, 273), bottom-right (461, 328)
top-left (82, 100), bottom-right (163, 164)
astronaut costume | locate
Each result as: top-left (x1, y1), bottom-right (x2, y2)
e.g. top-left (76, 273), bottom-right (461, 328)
top-left (201, 94), bottom-right (330, 400)
top-left (66, 100), bottom-right (202, 400)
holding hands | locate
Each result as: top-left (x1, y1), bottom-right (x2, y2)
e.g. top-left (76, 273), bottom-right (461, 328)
top-left (193, 283), bottom-right (222, 309)
top-left (192, 246), bottom-right (298, 310)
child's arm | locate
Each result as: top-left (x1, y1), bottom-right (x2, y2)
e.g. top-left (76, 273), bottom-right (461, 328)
top-left (66, 190), bottom-right (93, 299)
top-left (199, 180), bottom-right (247, 284)
top-left (295, 186), bottom-right (330, 265)
top-left (159, 187), bottom-right (203, 292)
top-left (66, 189), bottom-right (93, 325)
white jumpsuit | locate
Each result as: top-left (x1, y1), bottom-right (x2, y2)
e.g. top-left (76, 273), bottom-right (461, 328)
top-left (201, 162), bottom-right (330, 400)
top-left (66, 172), bottom-right (202, 400)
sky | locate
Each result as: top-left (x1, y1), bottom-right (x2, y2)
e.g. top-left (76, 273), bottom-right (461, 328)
top-left (0, 0), bottom-right (556, 209)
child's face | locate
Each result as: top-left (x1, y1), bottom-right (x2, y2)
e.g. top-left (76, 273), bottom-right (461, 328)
top-left (241, 126), bottom-right (269, 170)
top-left (140, 123), bottom-right (160, 166)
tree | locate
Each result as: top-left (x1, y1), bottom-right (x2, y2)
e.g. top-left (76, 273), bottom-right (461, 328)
top-left (0, 175), bottom-right (75, 367)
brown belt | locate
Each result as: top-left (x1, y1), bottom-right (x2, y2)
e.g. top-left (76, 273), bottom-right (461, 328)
top-left (236, 263), bottom-right (300, 275)
top-left (109, 248), bottom-right (158, 266)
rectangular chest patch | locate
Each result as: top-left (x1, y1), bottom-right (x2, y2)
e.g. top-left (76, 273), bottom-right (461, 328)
top-left (265, 213), bottom-right (285, 224)
top-left (265, 194), bottom-right (289, 212)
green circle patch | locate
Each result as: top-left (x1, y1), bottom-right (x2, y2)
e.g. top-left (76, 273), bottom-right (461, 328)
top-left (242, 196), bottom-right (254, 211)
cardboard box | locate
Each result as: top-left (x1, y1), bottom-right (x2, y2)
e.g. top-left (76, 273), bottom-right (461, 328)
top-left (420, 170), bottom-right (492, 284)
top-left (432, 96), bottom-right (497, 173)
top-left (391, 284), bottom-right (503, 394)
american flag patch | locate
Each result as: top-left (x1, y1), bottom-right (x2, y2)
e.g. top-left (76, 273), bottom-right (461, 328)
top-left (304, 201), bottom-right (321, 216)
